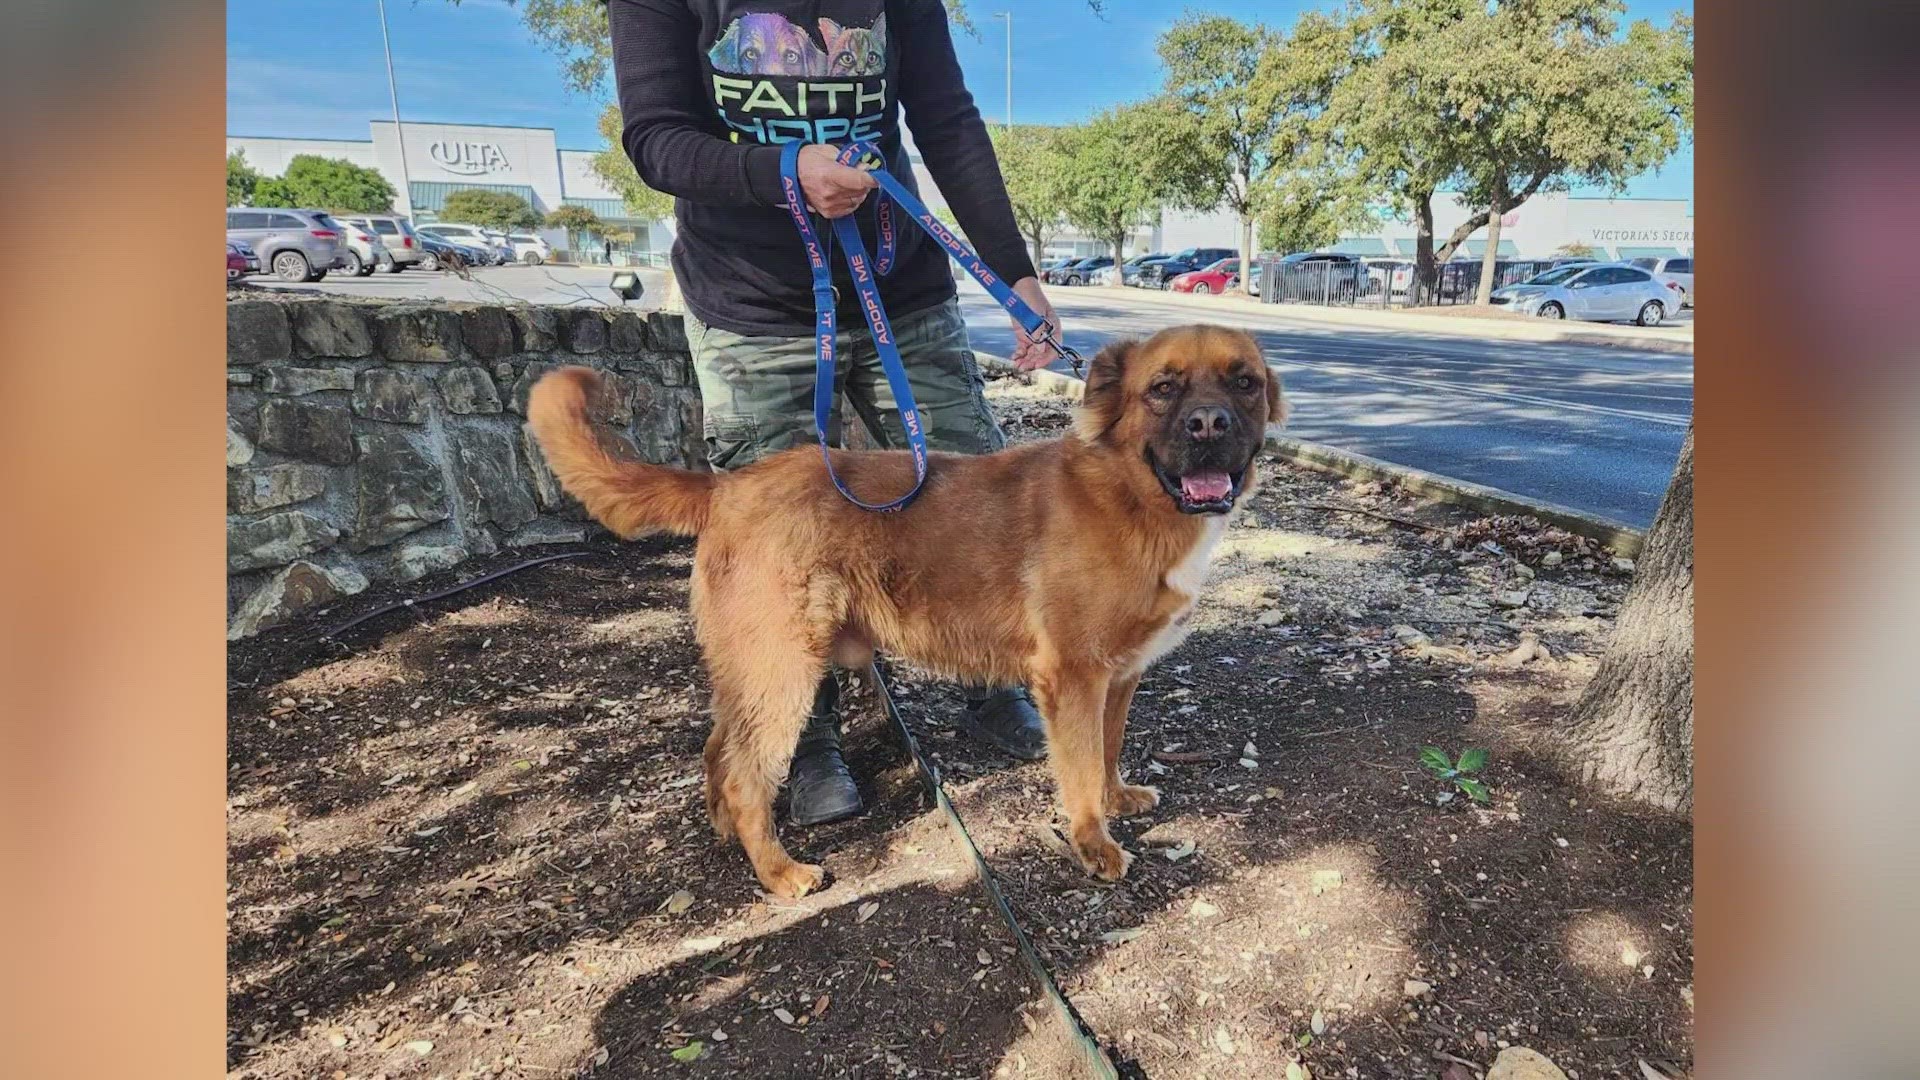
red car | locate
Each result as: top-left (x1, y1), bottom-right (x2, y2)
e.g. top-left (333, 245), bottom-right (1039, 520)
top-left (1169, 257), bottom-right (1239, 294)
top-left (226, 240), bottom-right (256, 282)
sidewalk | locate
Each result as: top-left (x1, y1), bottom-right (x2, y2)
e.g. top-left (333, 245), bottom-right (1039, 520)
top-left (1027, 278), bottom-right (1693, 355)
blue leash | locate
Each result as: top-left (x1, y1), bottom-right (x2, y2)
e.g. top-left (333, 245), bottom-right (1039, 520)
top-left (777, 139), bottom-right (1083, 512)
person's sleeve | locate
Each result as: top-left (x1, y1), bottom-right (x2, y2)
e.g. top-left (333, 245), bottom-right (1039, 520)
top-left (893, 0), bottom-right (1038, 282)
top-left (607, 0), bottom-right (786, 207)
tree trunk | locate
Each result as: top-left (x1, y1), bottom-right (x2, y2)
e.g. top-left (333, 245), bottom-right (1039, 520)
top-left (1411, 191), bottom-right (1436, 307)
top-left (1474, 200), bottom-right (1505, 305)
top-left (1565, 426), bottom-right (1693, 812)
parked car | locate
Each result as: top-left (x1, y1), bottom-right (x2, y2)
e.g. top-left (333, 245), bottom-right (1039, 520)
top-left (1628, 255), bottom-right (1693, 308)
top-left (338, 213), bottom-right (424, 271)
top-left (1169, 257), bottom-right (1240, 294)
top-left (507, 232), bottom-right (552, 265)
top-left (1097, 252), bottom-right (1168, 287)
top-left (418, 223), bottom-right (506, 264)
top-left (226, 241), bottom-right (254, 283)
top-left (1364, 258), bottom-right (1412, 296)
top-left (479, 229), bottom-right (517, 264)
top-left (412, 232), bottom-right (457, 272)
top-left (331, 218), bottom-right (391, 277)
top-left (225, 207), bottom-right (345, 282)
top-left (1053, 256), bottom-right (1113, 286)
top-left (1140, 246), bottom-right (1237, 288)
top-left (1266, 251), bottom-right (1367, 302)
top-left (1038, 256), bottom-right (1077, 276)
top-left (1489, 262), bottom-right (1672, 325)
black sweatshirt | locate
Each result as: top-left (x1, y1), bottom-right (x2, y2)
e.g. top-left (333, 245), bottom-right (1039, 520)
top-left (608, 0), bottom-right (1036, 337)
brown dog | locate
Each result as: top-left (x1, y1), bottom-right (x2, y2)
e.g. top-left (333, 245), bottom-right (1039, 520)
top-left (527, 325), bottom-right (1284, 897)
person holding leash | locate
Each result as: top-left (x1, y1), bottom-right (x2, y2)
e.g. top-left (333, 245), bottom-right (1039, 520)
top-left (607, 0), bottom-right (1065, 825)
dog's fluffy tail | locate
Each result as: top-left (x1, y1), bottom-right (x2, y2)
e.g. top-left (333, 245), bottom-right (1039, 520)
top-left (526, 366), bottom-right (712, 538)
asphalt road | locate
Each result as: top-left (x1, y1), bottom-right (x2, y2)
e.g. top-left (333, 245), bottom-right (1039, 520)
top-left (957, 281), bottom-right (1692, 527)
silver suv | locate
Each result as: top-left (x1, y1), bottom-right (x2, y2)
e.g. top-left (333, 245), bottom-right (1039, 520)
top-left (339, 213), bottom-right (426, 270)
top-left (1628, 255), bottom-right (1693, 308)
top-left (226, 208), bottom-right (346, 282)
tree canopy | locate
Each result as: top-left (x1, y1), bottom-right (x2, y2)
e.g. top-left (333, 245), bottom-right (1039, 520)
top-left (227, 150), bottom-right (261, 207)
top-left (1056, 107), bottom-right (1169, 263)
top-left (438, 188), bottom-right (541, 230)
top-left (250, 155), bottom-right (397, 214)
top-left (587, 104), bottom-right (674, 224)
top-left (544, 203), bottom-right (605, 237)
top-left (990, 125), bottom-right (1073, 266)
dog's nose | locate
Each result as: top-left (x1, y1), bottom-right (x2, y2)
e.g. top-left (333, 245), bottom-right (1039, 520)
top-left (1185, 406), bottom-right (1233, 442)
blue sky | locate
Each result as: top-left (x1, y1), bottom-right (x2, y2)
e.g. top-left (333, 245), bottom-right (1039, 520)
top-left (228, 0), bottom-right (1691, 198)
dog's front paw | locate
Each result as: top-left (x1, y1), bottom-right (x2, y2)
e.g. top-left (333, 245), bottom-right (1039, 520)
top-left (1071, 826), bottom-right (1134, 882)
top-left (758, 859), bottom-right (827, 899)
top-left (1106, 783), bottom-right (1161, 818)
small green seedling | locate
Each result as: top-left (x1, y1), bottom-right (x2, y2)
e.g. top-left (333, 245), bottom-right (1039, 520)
top-left (1419, 746), bottom-right (1490, 804)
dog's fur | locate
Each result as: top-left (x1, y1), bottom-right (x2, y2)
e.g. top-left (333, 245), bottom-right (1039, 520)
top-left (527, 325), bottom-right (1284, 897)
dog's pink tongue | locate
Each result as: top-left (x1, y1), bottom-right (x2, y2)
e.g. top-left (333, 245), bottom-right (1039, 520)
top-left (1180, 471), bottom-right (1232, 502)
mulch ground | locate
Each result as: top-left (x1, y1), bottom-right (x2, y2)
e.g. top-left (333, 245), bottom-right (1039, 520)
top-left (227, 375), bottom-right (1691, 1080)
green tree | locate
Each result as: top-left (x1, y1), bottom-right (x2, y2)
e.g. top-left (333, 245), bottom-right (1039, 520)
top-left (1057, 107), bottom-right (1167, 268)
top-left (439, 188), bottom-right (541, 230)
top-left (251, 154), bottom-right (397, 213)
top-left (991, 125), bottom-right (1072, 268)
top-left (587, 104), bottom-right (674, 224)
top-left (1148, 15), bottom-right (1281, 284)
top-left (1444, 2), bottom-right (1694, 303)
top-left (544, 203), bottom-right (604, 237)
top-left (1555, 242), bottom-right (1599, 258)
top-left (227, 150), bottom-right (261, 207)
top-left (1319, 0), bottom-right (1481, 304)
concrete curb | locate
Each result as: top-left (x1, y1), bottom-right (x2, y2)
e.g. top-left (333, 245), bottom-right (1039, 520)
top-left (977, 352), bottom-right (1646, 558)
top-left (1033, 283), bottom-right (1694, 356)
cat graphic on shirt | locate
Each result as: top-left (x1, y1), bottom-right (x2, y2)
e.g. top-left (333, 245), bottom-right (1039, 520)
top-left (819, 13), bottom-right (886, 76)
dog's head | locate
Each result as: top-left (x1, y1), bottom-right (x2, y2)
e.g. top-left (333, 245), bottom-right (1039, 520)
top-left (1075, 325), bottom-right (1286, 515)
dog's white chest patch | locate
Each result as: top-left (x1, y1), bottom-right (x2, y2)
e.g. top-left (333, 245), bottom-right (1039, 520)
top-left (1128, 517), bottom-right (1228, 674)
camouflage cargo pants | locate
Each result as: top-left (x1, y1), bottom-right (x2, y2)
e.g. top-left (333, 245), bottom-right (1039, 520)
top-left (686, 298), bottom-right (1006, 471)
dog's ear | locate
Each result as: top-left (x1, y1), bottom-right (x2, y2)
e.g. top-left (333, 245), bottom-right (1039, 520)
top-left (1074, 338), bottom-right (1136, 442)
top-left (1265, 365), bottom-right (1289, 429)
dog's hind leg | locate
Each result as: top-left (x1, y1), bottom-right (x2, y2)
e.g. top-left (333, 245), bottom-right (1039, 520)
top-left (1101, 673), bottom-right (1160, 818)
top-left (707, 650), bottom-right (831, 899)
top-left (1032, 663), bottom-right (1132, 881)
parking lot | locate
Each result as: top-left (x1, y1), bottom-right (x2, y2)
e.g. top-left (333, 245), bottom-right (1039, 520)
top-left (239, 262), bottom-right (670, 309)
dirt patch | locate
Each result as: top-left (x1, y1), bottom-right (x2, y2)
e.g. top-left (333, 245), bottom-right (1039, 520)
top-left (228, 380), bottom-right (1690, 1080)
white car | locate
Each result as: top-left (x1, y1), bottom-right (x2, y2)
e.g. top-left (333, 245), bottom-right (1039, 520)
top-left (507, 232), bottom-right (552, 265)
top-left (336, 219), bottom-right (391, 277)
top-left (417, 223), bottom-right (507, 264)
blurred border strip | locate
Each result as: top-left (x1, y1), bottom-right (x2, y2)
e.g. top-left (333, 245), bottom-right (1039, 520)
top-left (0, 1), bottom-right (226, 1075)
top-left (1705, 0), bottom-right (1920, 1076)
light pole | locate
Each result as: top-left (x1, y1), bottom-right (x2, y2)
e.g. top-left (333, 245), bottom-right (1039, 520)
top-left (992, 11), bottom-right (1012, 130)
top-left (376, 0), bottom-right (414, 223)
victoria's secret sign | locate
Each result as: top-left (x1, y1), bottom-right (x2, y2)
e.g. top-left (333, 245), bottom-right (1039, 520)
top-left (1587, 228), bottom-right (1692, 243)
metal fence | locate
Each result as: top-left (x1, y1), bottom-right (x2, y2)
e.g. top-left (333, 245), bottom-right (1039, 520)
top-left (1256, 256), bottom-right (1567, 308)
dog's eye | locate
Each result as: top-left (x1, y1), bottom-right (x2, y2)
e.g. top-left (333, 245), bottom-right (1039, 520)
top-left (1234, 375), bottom-right (1257, 392)
top-left (1150, 380), bottom-right (1177, 397)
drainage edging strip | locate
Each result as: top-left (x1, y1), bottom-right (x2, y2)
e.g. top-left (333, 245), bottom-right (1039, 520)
top-left (977, 355), bottom-right (1646, 559)
top-left (871, 664), bottom-right (1143, 1080)
top-left (1264, 435), bottom-right (1647, 560)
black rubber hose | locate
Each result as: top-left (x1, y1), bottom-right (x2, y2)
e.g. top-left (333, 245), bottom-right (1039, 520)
top-left (321, 551), bottom-right (593, 640)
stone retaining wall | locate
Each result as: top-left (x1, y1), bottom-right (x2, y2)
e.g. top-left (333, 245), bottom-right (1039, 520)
top-left (225, 295), bottom-right (702, 639)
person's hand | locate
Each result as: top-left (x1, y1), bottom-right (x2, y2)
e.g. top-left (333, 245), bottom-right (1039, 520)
top-left (1008, 276), bottom-right (1063, 372)
top-left (796, 144), bottom-right (877, 219)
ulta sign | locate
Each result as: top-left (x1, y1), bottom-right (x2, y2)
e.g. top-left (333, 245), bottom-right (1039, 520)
top-left (428, 140), bottom-right (509, 176)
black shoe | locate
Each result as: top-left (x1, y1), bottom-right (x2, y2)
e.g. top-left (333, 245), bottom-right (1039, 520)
top-left (786, 675), bottom-right (864, 827)
top-left (958, 686), bottom-right (1048, 761)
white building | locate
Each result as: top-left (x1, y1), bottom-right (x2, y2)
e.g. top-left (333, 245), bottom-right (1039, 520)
top-left (228, 120), bottom-right (673, 257)
top-left (231, 119), bottom-right (1689, 270)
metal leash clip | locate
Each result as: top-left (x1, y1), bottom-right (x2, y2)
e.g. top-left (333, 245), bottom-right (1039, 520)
top-left (1034, 322), bottom-right (1086, 378)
